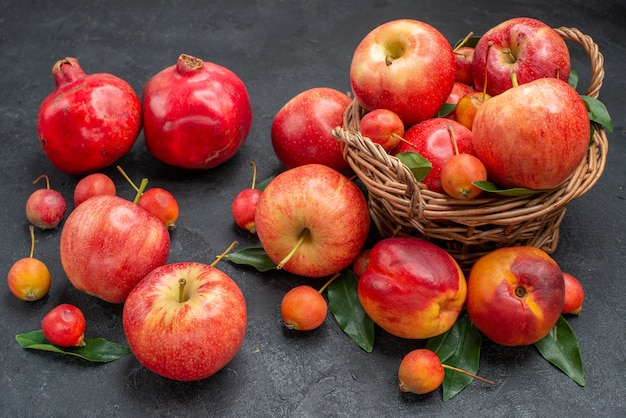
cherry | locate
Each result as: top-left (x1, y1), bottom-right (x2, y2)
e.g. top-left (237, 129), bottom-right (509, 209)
top-left (41, 303), bottom-right (86, 347)
top-left (116, 166), bottom-right (179, 229)
top-left (137, 188), bottom-right (180, 231)
top-left (352, 249), bottom-right (371, 278)
top-left (74, 173), bottom-right (116, 207)
top-left (7, 225), bottom-right (51, 301)
top-left (454, 41), bottom-right (493, 130)
top-left (232, 161), bottom-right (262, 233)
top-left (281, 284), bottom-right (328, 331)
top-left (25, 174), bottom-right (66, 229)
top-left (440, 126), bottom-right (487, 200)
top-left (398, 348), bottom-right (494, 395)
top-left (359, 108), bottom-right (405, 152)
top-left (562, 272), bottom-right (585, 315)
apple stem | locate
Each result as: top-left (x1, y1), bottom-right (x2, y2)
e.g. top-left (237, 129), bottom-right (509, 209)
top-left (453, 31), bottom-right (474, 52)
top-left (28, 225), bottom-right (35, 258)
top-left (178, 278), bottom-right (187, 303)
top-left (442, 364), bottom-right (495, 385)
top-left (132, 178), bottom-right (149, 204)
top-left (211, 240), bottom-right (238, 267)
top-left (447, 125), bottom-right (459, 155)
top-left (501, 47), bottom-right (516, 64)
top-left (32, 174), bottom-right (51, 190)
top-left (116, 165), bottom-right (142, 193)
top-left (318, 272), bottom-right (341, 294)
top-left (277, 228), bottom-right (310, 270)
top-left (510, 72), bottom-right (519, 88)
top-left (250, 161), bottom-right (258, 189)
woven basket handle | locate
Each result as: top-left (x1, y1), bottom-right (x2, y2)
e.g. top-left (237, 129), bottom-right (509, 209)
top-left (553, 26), bottom-right (604, 98)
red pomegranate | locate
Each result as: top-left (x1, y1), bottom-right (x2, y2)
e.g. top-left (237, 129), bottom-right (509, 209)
top-left (142, 54), bottom-right (252, 169)
top-left (37, 57), bottom-right (142, 175)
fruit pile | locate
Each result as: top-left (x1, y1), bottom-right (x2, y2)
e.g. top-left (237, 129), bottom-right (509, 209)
top-left (9, 15), bottom-right (607, 401)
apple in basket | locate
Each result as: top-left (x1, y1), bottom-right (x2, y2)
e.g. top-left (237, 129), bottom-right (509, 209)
top-left (472, 77), bottom-right (590, 190)
top-left (472, 17), bottom-right (571, 96)
top-left (350, 19), bottom-right (456, 126)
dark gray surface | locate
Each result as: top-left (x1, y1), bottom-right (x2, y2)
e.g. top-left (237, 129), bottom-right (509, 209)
top-left (1, 1), bottom-right (625, 417)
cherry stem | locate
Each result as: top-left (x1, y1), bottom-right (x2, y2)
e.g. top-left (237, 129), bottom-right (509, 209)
top-left (132, 178), bottom-right (149, 204)
top-left (32, 174), bottom-right (51, 190)
top-left (318, 272), bottom-right (341, 294)
top-left (391, 132), bottom-right (413, 147)
top-left (116, 165), bottom-right (140, 193)
top-left (212, 241), bottom-right (238, 267)
top-left (277, 229), bottom-right (310, 270)
top-left (510, 72), bottom-right (519, 88)
top-left (448, 125), bottom-right (459, 155)
top-left (178, 278), bottom-right (187, 303)
top-left (453, 31), bottom-right (474, 52)
top-left (442, 364), bottom-right (495, 385)
top-left (250, 161), bottom-right (258, 189)
top-left (483, 42), bottom-right (492, 98)
top-left (28, 225), bottom-right (35, 258)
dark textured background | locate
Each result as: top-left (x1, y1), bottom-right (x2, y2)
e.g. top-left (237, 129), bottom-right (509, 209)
top-left (1, 1), bottom-right (624, 416)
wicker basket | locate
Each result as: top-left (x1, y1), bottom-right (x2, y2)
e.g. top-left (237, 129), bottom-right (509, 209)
top-left (332, 27), bottom-right (608, 271)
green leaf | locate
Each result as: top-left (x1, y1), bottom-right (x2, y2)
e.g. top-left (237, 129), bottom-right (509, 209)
top-left (535, 316), bottom-right (585, 386)
top-left (394, 152), bottom-right (432, 183)
top-left (225, 246), bottom-right (277, 272)
top-left (568, 69), bottom-right (579, 90)
top-left (426, 314), bottom-right (483, 401)
top-left (437, 103), bottom-right (456, 118)
top-left (327, 269), bottom-right (375, 352)
top-left (581, 95), bottom-right (613, 132)
top-left (256, 175), bottom-right (275, 191)
top-left (453, 35), bottom-right (481, 49)
top-left (15, 330), bottom-right (131, 363)
top-left (472, 180), bottom-right (546, 196)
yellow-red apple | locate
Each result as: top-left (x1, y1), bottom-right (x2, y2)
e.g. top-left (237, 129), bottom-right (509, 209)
top-left (357, 237), bottom-right (466, 339)
top-left (466, 246), bottom-right (565, 346)
top-left (255, 164), bottom-right (370, 278)
top-left (123, 262), bottom-right (246, 381)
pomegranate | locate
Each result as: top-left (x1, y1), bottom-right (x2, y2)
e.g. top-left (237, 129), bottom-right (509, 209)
top-left (37, 57), bottom-right (142, 175)
top-left (142, 54), bottom-right (252, 169)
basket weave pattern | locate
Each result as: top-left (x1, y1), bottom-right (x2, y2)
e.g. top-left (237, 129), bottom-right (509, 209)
top-left (332, 27), bottom-right (608, 269)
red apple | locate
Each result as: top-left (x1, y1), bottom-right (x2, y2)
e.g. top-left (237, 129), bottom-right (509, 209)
top-left (60, 195), bottom-right (170, 304)
top-left (359, 108), bottom-right (404, 152)
top-left (255, 164), bottom-right (370, 278)
top-left (123, 262), bottom-right (247, 381)
top-left (454, 46), bottom-right (475, 85)
top-left (392, 118), bottom-right (475, 193)
top-left (271, 87), bottom-right (351, 172)
top-left (472, 78), bottom-right (590, 190)
top-left (358, 237), bottom-right (467, 339)
top-left (472, 17), bottom-right (570, 96)
top-left (350, 19), bottom-right (456, 126)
